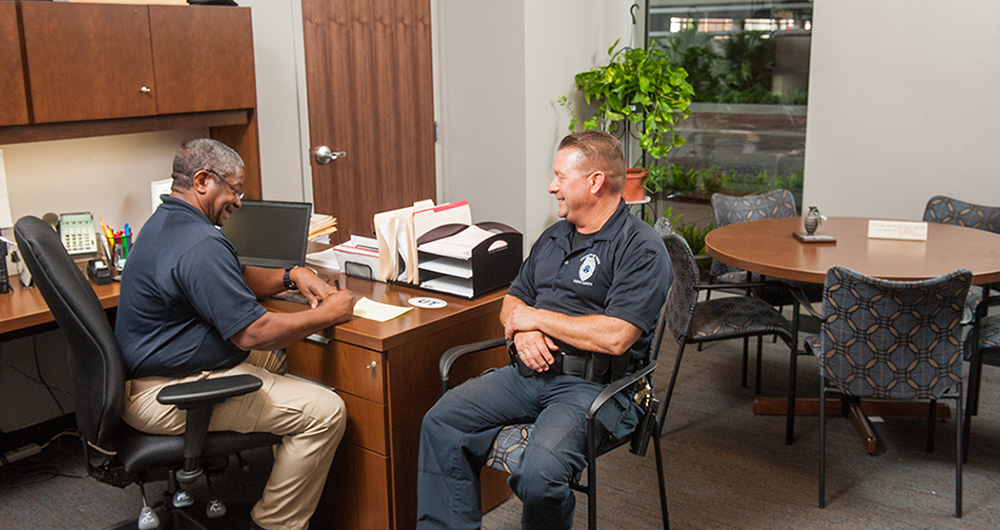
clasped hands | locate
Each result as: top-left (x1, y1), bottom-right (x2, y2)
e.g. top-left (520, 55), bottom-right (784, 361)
top-left (291, 268), bottom-right (355, 313)
top-left (504, 305), bottom-right (556, 373)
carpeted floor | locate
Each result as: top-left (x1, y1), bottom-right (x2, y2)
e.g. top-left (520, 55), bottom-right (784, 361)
top-left (3, 332), bottom-right (1000, 529)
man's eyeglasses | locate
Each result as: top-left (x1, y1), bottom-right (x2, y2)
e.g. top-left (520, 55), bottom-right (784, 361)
top-left (205, 169), bottom-right (244, 201)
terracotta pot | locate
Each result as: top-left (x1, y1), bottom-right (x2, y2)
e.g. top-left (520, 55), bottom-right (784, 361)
top-left (623, 168), bottom-right (648, 202)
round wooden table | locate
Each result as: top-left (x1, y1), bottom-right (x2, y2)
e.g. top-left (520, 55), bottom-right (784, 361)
top-left (705, 216), bottom-right (1000, 285)
top-left (704, 216), bottom-right (1000, 452)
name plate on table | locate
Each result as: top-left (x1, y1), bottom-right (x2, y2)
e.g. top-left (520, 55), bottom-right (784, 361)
top-left (867, 220), bottom-right (928, 241)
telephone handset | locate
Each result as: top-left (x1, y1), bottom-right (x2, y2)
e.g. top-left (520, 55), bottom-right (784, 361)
top-left (59, 212), bottom-right (99, 255)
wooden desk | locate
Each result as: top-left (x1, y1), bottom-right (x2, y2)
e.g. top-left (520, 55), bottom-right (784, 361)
top-left (2, 269), bottom-right (510, 530)
top-left (265, 274), bottom-right (511, 530)
top-left (705, 216), bottom-right (1000, 453)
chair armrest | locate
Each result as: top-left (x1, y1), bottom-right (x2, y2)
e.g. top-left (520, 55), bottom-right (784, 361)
top-left (586, 361), bottom-right (657, 420)
top-left (693, 280), bottom-right (784, 292)
top-left (787, 284), bottom-right (824, 321)
top-left (974, 294), bottom-right (1000, 324)
top-left (156, 374), bottom-right (262, 410)
top-left (440, 338), bottom-right (507, 395)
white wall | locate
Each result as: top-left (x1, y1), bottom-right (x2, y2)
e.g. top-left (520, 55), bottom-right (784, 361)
top-left (437, 0), bottom-right (639, 244)
top-left (802, 0), bottom-right (1000, 219)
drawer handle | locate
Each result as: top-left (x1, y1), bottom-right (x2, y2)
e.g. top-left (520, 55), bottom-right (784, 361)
top-left (365, 361), bottom-right (377, 370)
top-left (139, 85), bottom-right (152, 94)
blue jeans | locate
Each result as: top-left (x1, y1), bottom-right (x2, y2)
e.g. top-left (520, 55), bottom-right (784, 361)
top-left (416, 365), bottom-right (640, 530)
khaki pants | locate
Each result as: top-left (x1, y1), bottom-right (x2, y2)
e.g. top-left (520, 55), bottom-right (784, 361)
top-left (123, 362), bottom-right (346, 530)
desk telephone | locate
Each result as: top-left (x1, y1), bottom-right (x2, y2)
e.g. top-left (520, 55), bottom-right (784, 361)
top-left (59, 212), bottom-right (99, 256)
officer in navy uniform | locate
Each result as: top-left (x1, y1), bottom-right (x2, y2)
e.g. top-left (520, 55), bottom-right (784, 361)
top-left (416, 130), bottom-right (673, 530)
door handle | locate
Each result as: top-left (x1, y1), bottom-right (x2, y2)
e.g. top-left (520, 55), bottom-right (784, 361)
top-left (314, 146), bottom-right (346, 165)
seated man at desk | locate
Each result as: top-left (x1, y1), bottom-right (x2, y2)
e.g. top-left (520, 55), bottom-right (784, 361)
top-left (416, 131), bottom-right (672, 529)
top-left (115, 138), bottom-right (356, 530)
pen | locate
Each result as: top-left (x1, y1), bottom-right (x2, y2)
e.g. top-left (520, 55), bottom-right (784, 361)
top-left (333, 279), bottom-right (340, 291)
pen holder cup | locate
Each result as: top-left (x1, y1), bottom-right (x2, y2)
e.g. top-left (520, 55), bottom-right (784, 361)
top-left (112, 235), bottom-right (125, 273)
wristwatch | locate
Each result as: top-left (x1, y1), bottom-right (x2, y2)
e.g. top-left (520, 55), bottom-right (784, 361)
top-left (283, 265), bottom-right (298, 290)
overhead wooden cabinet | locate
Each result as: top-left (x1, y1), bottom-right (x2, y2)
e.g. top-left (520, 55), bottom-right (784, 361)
top-left (2, 2), bottom-right (262, 198)
top-left (0, 2), bottom-right (28, 127)
top-left (149, 5), bottom-right (256, 114)
top-left (20, 2), bottom-right (157, 123)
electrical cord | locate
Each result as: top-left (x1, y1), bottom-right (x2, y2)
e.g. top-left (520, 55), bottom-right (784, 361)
top-left (32, 334), bottom-right (67, 416)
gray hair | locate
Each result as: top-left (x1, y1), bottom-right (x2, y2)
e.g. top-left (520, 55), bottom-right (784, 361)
top-left (171, 138), bottom-right (244, 190)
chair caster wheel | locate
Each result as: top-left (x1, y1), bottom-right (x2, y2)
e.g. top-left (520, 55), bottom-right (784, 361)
top-left (206, 499), bottom-right (227, 518)
top-left (173, 490), bottom-right (194, 508)
top-left (137, 506), bottom-right (161, 530)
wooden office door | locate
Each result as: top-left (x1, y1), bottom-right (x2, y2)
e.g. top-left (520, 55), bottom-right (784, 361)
top-left (302, 0), bottom-right (436, 243)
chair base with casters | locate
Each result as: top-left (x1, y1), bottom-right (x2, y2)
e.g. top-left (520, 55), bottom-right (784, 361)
top-left (14, 215), bottom-right (283, 530)
top-left (439, 338), bottom-right (670, 530)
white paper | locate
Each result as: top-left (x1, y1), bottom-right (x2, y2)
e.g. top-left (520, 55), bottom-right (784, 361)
top-left (420, 276), bottom-right (474, 298)
top-left (352, 296), bottom-right (412, 322)
top-left (418, 256), bottom-right (473, 279)
top-left (867, 220), bottom-right (928, 241)
top-left (0, 150), bottom-right (13, 228)
top-left (305, 248), bottom-right (341, 270)
top-left (150, 178), bottom-right (172, 213)
top-left (417, 225), bottom-right (504, 260)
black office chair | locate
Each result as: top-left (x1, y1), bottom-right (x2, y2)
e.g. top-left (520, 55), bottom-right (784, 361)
top-left (439, 306), bottom-right (670, 529)
top-left (13, 216), bottom-right (281, 530)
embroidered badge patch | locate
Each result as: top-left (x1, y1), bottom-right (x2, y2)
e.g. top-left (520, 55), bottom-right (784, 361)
top-left (575, 253), bottom-right (600, 286)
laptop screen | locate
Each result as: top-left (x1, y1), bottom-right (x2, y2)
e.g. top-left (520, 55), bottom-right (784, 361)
top-left (221, 199), bottom-right (313, 269)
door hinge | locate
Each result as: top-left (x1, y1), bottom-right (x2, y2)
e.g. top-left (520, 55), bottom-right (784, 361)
top-left (434, 121), bottom-right (439, 143)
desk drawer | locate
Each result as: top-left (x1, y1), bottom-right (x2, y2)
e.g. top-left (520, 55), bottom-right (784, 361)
top-left (286, 338), bottom-right (384, 403)
top-left (340, 392), bottom-right (386, 454)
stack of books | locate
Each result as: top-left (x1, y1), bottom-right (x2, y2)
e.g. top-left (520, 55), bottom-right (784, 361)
top-left (309, 214), bottom-right (338, 241)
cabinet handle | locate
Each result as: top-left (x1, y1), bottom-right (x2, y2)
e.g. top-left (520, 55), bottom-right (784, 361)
top-left (365, 361), bottom-right (377, 370)
top-left (140, 86), bottom-right (152, 94)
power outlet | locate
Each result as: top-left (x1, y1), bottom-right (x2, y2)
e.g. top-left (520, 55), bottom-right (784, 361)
top-left (2, 443), bottom-right (42, 464)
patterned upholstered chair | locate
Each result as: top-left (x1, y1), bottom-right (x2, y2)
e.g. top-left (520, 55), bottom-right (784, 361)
top-left (803, 266), bottom-right (971, 518)
top-left (709, 189), bottom-right (819, 393)
top-left (922, 195), bottom-right (1000, 323)
top-left (438, 294), bottom-right (671, 528)
top-left (656, 223), bottom-right (799, 445)
top-left (962, 294), bottom-right (1000, 462)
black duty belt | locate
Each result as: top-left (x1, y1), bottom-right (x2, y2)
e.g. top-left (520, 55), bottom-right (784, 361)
top-left (507, 341), bottom-right (614, 384)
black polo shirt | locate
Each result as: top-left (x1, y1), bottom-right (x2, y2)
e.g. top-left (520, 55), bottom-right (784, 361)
top-left (507, 200), bottom-right (672, 362)
top-left (115, 196), bottom-right (267, 379)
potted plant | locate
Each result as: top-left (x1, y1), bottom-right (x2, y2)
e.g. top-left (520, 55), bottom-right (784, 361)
top-left (562, 39), bottom-right (695, 201)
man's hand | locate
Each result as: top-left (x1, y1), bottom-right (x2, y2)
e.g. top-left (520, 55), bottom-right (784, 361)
top-left (504, 304), bottom-right (541, 340)
top-left (291, 268), bottom-right (334, 308)
top-left (513, 330), bottom-right (558, 372)
top-left (315, 288), bottom-right (356, 323)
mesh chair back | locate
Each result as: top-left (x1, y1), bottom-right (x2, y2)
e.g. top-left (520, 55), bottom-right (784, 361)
top-left (709, 189), bottom-right (798, 278)
top-left (655, 222), bottom-right (699, 342)
top-left (14, 216), bottom-right (125, 449)
top-left (923, 195), bottom-right (1000, 234)
top-left (816, 265), bottom-right (971, 400)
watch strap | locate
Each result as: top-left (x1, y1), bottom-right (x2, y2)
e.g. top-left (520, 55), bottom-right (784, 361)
top-left (283, 265), bottom-right (297, 290)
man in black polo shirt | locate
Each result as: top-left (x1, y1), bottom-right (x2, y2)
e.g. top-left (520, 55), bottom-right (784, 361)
top-left (115, 138), bottom-right (355, 530)
top-left (416, 131), bottom-right (672, 529)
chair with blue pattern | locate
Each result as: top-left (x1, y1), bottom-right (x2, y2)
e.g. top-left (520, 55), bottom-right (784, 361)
top-left (655, 221), bottom-right (799, 445)
top-left (802, 266), bottom-right (970, 517)
top-left (709, 189), bottom-right (820, 393)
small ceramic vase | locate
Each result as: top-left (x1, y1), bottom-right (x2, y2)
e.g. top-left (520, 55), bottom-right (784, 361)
top-left (804, 206), bottom-right (822, 235)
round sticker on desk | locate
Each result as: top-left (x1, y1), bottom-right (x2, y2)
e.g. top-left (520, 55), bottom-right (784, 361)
top-left (408, 296), bottom-right (448, 309)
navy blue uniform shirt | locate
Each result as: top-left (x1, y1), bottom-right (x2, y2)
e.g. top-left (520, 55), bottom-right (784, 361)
top-left (115, 196), bottom-right (267, 379)
top-left (507, 199), bottom-right (673, 362)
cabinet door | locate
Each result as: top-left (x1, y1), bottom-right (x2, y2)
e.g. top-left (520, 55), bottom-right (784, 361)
top-left (150, 5), bottom-right (256, 115)
top-left (20, 2), bottom-right (157, 123)
top-left (0, 2), bottom-right (28, 126)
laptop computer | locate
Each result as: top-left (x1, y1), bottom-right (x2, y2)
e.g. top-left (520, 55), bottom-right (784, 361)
top-left (221, 199), bottom-right (313, 269)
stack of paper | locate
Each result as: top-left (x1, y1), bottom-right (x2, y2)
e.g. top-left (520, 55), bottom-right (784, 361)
top-left (309, 213), bottom-right (338, 241)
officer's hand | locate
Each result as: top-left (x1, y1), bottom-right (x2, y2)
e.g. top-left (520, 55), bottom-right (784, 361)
top-left (291, 268), bottom-right (335, 308)
top-left (513, 330), bottom-right (557, 372)
top-left (504, 304), bottom-right (540, 340)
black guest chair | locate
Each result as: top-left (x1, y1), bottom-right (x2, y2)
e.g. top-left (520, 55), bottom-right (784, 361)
top-left (14, 216), bottom-right (281, 530)
top-left (438, 296), bottom-right (670, 529)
